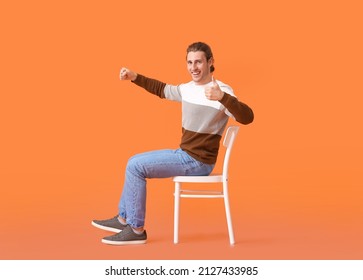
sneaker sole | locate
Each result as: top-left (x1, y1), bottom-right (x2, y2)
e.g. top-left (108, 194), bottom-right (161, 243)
top-left (91, 221), bottom-right (122, 233)
top-left (101, 239), bottom-right (147, 245)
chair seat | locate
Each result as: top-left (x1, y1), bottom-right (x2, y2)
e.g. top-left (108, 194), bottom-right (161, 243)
top-left (173, 174), bottom-right (224, 183)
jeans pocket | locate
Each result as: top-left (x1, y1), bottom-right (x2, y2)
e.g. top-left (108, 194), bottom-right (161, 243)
top-left (183, 155), bottom-right (214, 176)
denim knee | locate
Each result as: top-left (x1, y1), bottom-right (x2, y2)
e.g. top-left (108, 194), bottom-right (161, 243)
top-left (126, 156), bottom-right (145, 178)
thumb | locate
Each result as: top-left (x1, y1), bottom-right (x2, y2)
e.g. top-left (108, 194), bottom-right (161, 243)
top-left (212, 76), bottom-right (219, 86)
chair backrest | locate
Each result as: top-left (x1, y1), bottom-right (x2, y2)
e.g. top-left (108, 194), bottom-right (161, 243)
top-left (221, 126), bottom-right (240, 180)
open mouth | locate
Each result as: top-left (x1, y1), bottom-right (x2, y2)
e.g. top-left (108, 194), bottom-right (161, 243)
top-left (191, 71), bottom-right (201, 78)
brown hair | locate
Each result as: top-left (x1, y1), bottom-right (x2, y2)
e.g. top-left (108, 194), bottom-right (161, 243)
top-left (186, 42), bottom-right (215, 73)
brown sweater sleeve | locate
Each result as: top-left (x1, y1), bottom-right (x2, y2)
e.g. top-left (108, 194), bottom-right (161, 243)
top-left (131, 74), bottom-right (167, 99)
top-left (219, 93), bottom-right (254, 124)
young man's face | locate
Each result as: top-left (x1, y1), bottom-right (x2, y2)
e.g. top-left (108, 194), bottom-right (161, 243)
top-left (186, 51), bottom-right (213, 85)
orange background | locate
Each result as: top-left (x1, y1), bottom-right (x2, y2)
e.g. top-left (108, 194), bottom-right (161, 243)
top-left (1, 0), bottom-right (362, 259)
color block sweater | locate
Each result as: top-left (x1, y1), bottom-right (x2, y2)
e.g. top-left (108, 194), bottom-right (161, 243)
top-left (132, 74), bottom-right (254, 164)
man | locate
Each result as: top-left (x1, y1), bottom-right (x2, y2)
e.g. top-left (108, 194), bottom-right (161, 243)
top-left (92, 42), bottom-right (254, 245)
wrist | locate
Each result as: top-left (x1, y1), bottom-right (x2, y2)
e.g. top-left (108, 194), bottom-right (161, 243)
top-left (219, 91), bottom-right (228, 103)
top-left (218, 90), bottom-right (225, 101)
top-left (131, 73), bottom-right (138, 81)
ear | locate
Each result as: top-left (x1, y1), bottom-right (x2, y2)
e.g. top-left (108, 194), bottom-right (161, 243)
top-left (208, 57), bottom-right (214, 73)
top-left (208, 57), bottom-right (214, 67)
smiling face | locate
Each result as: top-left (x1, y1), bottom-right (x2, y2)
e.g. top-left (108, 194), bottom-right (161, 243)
top-left (186, 51), bottom-right (214, 85)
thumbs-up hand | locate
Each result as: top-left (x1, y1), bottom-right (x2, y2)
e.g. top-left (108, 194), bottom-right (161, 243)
top-left (204, 76), bottom-right (225, 101)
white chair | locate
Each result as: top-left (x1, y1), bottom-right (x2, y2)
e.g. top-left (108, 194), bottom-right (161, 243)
top-left (173, 125), bottom-right (240, 245)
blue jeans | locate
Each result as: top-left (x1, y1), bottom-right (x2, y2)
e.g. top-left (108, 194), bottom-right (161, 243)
top-left (118, 148), bottom-right (215, 228)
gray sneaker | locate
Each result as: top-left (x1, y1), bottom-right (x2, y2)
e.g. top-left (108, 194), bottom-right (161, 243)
top-left (102, 225), bottom-right (147, 245)
top-left (91, 215), bottom-right (127, 233)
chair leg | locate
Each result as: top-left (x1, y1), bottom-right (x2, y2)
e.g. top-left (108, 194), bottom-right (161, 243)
top-left (223, 182), bottom-right (235, 245)
top-left (174, 182), bottom-right (181, 244)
